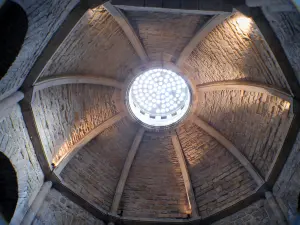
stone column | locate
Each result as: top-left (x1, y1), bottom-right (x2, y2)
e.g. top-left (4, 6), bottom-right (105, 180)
top-left (20, 181), bottom-right (52, 225)
top-left (265, 191), bottom-right (287, 224)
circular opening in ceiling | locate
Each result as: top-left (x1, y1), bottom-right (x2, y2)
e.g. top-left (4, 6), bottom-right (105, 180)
top-left (127, 68), bottom-right (191, 128)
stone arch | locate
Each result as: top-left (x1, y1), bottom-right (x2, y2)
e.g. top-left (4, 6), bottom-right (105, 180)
top-left (0, 152), bottom-right (18, 223)
top-left (0, 0), bottom-right (28, 79)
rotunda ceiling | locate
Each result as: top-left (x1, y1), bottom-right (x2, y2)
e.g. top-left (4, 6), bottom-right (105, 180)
top-left (27, 2), bottom-right (294, 224)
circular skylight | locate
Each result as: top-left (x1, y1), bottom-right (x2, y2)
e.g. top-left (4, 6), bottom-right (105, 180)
top-left (127, 68), bottom-right (191, 127)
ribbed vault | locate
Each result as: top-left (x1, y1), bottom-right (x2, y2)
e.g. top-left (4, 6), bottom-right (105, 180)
top-left (196, 89), bottom-right (292, 178)
top-left (32, 84), bottom-right (120, 165)
top-left (124, 10), bottom-right (211, 62)
top-left (181, 13), bottom-right (290, 90)
top-left (24, 2), bottom-right (296, 224)
top-left (177, 122), bottom-right (257, 217)
top-left (60, 118), bottom-right (138, 211)
top-left (120, 132), bottom-right (188, 218)
top-left (38, 6), bottom-right (141, 81)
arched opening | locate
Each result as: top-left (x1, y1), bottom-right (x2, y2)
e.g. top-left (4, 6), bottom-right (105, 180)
top-left (0, 0), bottom-right (28, 79)
top-left (0, 152), bottom-right (18, 223)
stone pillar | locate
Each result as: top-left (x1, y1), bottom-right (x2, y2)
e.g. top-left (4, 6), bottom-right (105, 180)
top-left (265, 192), bottom-right (287, 224)
top-left (20, 181), bottom-right (52, 225)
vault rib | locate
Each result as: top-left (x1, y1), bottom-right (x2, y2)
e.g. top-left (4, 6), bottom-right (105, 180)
top-left (34, 74), bottom-right (123, 93)
top-left (171, 131), bottom-right (199, 217)
top-left (176, 13), bottom-right (232, 67)
top-left (103, 2), bottom-right (149, 63)
top-left (110, 127), bottom-right (145, 213)
top-left (54, 111), bottom-right (127, 175)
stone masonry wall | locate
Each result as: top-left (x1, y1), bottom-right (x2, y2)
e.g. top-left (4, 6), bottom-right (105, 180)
top-left (263, 1), bottom-right (300, 222)
top-left (177, 123), bottom-right (257, 218)
top-left (38, 6), bottom-right (141, 82)
top-left (197, 89), bottom-right (292, 178)
top-left (124, 10), bottom-right (211, 62)
top-left (0, 105), bottom-right (44, 225)
top-left (32, 84), bottom-right (118, 165)
top-left (32, 188), bottom-right (106, 225)
top-left (263, 0), bottom-right (300, 82)
top-left (182, 13), bottom-right (289, 90)
top-left (211, 200), bottom-right (272, 225)
top-left (61, 118), bottom-right (138, 212)
top-left (120, 132), bottom-right (189, 218)
top-left (273, 131), bottom-right (300, 221)
top-left (0, 0), bottom-right (79, 101)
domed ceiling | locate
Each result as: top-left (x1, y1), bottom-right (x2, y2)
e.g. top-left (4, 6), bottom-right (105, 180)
top-left (26, 2), bottom-right (294, 224)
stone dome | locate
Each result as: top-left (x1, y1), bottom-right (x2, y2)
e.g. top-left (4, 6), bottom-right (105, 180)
top-left (1, 0), bottom-right (299, 224)
top-left (31, 5), bottom-right (293, 221)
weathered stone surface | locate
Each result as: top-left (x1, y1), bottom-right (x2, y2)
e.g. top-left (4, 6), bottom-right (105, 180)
top-left (177, 123), bottom-right (257, 218)
top-left (273, 131), bottom-right (300, 219)
top-left (32, 84), bottom-right (118, 165)
top-left (0, 0), bottom-right (79, 101)
top-left (0, 105), bottom-right (43, 224)
top-left (182, 13), bottom-right (289, 90)
top-left (120, 132), bottom-right (189, 218)
top-left (211, 200), bottom-right (271, 225)
top-left (197, 89), bottom-right (291, 178)
top-left (32, 189), bottom-right (106, 225)
top-left (38, 7), bottom-right (141, 82)
top-left (60, 118), bottom-right (138, 211)
top-left (124, 10), bottom-right (211, 62)
top-left (263, 0), bottom-right (300, 82)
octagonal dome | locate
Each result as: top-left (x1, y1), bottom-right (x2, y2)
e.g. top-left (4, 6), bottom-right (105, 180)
top-left (9, 2), bottom-right (296, 224)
